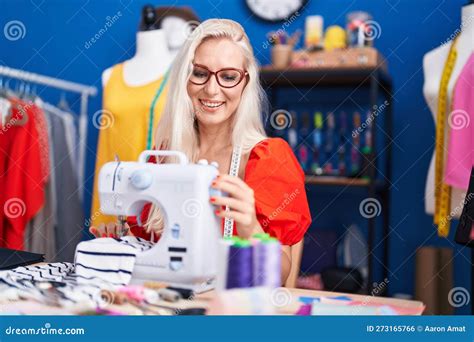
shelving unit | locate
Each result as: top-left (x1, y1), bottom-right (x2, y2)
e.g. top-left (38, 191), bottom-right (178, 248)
top-left (260, 65), bottom-right (393, 294)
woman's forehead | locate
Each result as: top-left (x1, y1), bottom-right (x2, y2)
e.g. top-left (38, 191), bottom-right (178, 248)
top-left (194, 38), bottom-right (245, 70)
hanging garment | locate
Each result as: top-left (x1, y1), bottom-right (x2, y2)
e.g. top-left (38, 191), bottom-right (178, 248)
top-left (128, 138), bottom-right (312, 246)
top-left (24, 181), bottom-right (56, 262)
top-left (45, 110), bottom-right (84, 262)
top-left (75, 236), bottom-right (154, 285)
top-left (445, 52), bottom-right (474, 190)
top-left (91, 63), bottom-right (168, 227)
top-left (24, 108), bottom-right (56, 262)
top-left (0, 99), bottom-right (49, 250)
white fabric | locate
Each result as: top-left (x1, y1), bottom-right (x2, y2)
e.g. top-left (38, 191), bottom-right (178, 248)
top-left (0, 263), bottom-right (115, 308)
top-left (75, 236), bottom-right (154, 286)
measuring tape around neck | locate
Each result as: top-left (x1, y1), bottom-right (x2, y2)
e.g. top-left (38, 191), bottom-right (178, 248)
top-left (223, 145), bottom-right (242, 238)
top-left (434, 36), bottom-right (459, 237)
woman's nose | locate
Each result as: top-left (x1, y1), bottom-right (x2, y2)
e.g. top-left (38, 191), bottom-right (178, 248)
top-left (203, 75), bottom-right (220, 96)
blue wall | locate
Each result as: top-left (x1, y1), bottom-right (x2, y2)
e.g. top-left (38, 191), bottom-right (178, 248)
top-left (1, 0), bottom-right (470, 314)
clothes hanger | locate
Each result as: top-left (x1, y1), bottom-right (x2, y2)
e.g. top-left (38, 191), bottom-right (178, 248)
top-left (57, 91), bottom-right (72, 112)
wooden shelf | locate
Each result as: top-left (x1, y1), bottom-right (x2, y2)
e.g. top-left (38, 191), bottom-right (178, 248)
top-left (260, 66), bottom-right (392, 89)
top-left (304, 176), bottom-right (388, 191)
top-left (305, 175), bottom-right (370, 187)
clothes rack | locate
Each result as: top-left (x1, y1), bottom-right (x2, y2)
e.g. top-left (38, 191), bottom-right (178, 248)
top-left (0, 65), bottom-right (98, 201)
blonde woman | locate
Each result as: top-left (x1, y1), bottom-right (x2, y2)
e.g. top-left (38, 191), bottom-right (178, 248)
top-left (90, 19), bottom-right (311, 283)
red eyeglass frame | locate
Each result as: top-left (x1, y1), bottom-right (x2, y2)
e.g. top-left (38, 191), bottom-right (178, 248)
top-left (189, 63), bottom-right (249, 88)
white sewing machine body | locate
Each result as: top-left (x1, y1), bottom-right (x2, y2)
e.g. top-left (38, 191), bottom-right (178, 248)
top-left (97, 150), bottom-right (222, 292)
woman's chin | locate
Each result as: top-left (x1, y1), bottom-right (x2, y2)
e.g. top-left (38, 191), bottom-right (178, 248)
top-left (196, 108), bottom-right (229, 125)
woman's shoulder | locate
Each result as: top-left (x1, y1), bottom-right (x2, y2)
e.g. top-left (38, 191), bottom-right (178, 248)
top-left (249, 137), bottom-right (293, 159)
top-left (245, 137), bottom-right (303, 181)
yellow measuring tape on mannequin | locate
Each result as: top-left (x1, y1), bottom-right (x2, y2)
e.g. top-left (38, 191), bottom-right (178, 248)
top-left (434, 36), bottom-right (459, 237)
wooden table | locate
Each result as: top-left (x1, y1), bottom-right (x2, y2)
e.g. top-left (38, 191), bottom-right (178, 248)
top-left (19, 263), bottom-right (423, 315)
top-left (146, 287), bottom-right (424, 315)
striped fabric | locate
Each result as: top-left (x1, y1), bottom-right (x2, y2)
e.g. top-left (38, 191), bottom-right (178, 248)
top-left (75, 236), bottom-right (154, 285)
top-left (0, 237), bottom-right (155, 308)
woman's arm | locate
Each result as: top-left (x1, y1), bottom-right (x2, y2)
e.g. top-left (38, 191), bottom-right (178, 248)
top-left (281, 245), bottom-right (292, 285)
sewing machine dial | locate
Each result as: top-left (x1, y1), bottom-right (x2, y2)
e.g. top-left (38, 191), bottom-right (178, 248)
top-left (130, 169), bottom-right (153, 190)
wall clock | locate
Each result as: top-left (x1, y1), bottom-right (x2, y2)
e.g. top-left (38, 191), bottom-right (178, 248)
top-left (246, 0), bottom-right (307, 22)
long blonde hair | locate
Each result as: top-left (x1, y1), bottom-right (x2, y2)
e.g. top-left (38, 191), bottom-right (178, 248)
top-left (144, 19), bottom-right (268, 234)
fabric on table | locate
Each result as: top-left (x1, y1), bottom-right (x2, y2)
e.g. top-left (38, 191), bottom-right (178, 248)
top-left (75, 236), bottom-right (155, 285)
top-left (0, 262), bottom-right (117, 308)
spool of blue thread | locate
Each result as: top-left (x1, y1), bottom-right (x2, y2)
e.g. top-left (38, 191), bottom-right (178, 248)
top-left (226, 239), bottom-right (253, 289)
top-left (253, 236), bottom-right (281, 288)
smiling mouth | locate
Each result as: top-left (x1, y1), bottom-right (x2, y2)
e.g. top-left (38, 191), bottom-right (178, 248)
top-left (199, 99), bottom-right (225, 109)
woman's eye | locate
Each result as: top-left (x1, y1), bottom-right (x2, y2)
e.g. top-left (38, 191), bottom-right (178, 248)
top-left (193, 70), bottom-right (208, 78)
top-left (221, 74), bottom-right (237, 81)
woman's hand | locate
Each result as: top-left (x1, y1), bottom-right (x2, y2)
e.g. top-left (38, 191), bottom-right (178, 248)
top-left (89, 222), bottom-right (133, 238)
top-left (210, 174), bottom-right (264, 239)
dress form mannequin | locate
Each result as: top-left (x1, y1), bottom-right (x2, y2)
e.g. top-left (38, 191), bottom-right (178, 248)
top-left (161, 16), bottom-right (190, 59)
top-left (102, 6), bottom-right (174, 87)
top-left (423, 3), bottom-right (474, 217)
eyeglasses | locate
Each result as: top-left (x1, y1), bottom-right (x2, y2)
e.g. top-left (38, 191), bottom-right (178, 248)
top-left (189, 63), bottom-right (249, 88)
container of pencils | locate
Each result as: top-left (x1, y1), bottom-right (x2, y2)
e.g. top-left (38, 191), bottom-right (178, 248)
top-left (267, 30), bottom-right (301, 69)
top-left (271, 44), bottom-right (293, 69)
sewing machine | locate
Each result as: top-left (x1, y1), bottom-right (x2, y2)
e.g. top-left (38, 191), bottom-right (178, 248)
top-left (98, 150), bottom-right (223, 292)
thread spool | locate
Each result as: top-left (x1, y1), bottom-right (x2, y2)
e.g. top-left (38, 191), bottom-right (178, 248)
top-left (216, 238), bottom-right (233, 291)
top-left (226, 239), bottom-right (253, 289)
top-left (253, 237), bottom-right (281, 288)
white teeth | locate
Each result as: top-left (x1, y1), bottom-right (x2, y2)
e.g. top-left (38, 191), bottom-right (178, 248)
top-left (200, 100), bottom-right (224, 108)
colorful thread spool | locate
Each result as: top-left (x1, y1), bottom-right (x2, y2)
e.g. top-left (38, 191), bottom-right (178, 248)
top-left (253, 236), bottom-right (281, 288)
top-left (226, 239), bottom-right (253, 289)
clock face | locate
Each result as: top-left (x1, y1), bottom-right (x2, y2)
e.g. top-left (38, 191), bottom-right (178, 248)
top-left (246, 0), bottom-right (307, 22)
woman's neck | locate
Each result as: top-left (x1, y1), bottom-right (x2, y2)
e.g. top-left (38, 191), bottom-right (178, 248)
top-left (198, 121), bottom-right (233, 156)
